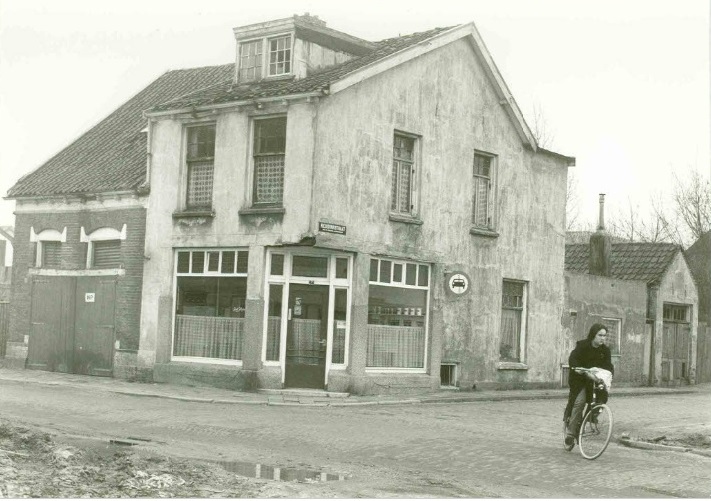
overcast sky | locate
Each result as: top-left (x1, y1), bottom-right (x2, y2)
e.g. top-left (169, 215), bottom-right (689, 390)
top-left (0, 0), bottom-right (709, 233)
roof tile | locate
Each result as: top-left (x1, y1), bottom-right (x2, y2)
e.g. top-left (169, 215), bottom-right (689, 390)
top-left (565, 242), bottom-right (682, 284)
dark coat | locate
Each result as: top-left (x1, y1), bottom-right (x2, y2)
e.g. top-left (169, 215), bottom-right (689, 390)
top-left (564, 339), bottom-right (614, 417)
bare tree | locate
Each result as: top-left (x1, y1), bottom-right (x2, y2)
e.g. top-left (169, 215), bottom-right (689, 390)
top-left (530, 102), bottom-right (555, 150)
top-left (671, 170), bottom-right (711, 244)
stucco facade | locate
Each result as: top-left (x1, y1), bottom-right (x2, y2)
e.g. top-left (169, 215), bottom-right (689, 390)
top-left (139, 23), bottom-right (571, 393)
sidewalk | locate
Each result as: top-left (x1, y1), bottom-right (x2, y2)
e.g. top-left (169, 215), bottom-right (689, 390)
top-left (0, 365), bottom-right (705, 408)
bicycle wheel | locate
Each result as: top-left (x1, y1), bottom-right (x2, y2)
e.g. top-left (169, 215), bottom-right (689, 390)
top-left (578, 404), bottom-right (613, 460)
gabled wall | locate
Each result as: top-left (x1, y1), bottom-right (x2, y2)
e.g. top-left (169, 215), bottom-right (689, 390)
top-left (310, 37), bottom-right (569, 388)
top-left (652, 252), bottom-right (699, 384)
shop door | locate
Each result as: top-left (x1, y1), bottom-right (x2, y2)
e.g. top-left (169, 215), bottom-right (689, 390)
top-left (73, 277), bottom-right (116, 376)
top-left (662, 322), bottom-right (691, 384)
top-left (285, 284), bottom-right (328, 389)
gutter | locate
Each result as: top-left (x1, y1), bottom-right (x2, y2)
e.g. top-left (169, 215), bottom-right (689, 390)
top-left (144, 90), bottom-right (326, 118)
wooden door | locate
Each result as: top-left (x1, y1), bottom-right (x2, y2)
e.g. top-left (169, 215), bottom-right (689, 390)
top-left (73, 277), bottom-right (116, 376)
top-left (27, 276), bottom-right (74, 372)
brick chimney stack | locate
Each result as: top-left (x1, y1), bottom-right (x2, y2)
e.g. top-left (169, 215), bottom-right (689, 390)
top-left (589, 194), bottom-right (612, 276)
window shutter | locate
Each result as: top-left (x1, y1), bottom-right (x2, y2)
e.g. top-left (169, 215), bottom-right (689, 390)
top-left (93, 240), bottom-right (122, 269)
top-left (42, 241), bottom-right (62, 268)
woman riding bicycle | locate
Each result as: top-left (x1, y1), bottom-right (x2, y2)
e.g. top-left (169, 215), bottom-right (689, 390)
top-left (564, 323), bottom-right (614, 447)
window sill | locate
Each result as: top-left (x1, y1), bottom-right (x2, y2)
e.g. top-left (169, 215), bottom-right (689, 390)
top-left (469, 227), bottom-right (499, 238)
top-left (389, 213), bottom-right (423, 225)
top-left (172, 209), bottom-right (215, 219)
top-left (238, 206), bottom-right (286, 216)
top-left (497, 362), bottom-right (529, 371)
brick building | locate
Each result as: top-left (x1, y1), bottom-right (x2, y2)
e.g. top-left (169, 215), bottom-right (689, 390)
top-left (3, 66), bottom-right (232, 377)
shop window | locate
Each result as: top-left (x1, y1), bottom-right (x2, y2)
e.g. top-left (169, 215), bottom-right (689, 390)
top-left (173, 249), bottom-right (248, 362)
top-left (601, 317), bottom-right (621, 356)
top-left (367, 257), bottom-right (429, 369)
top-left (253, 117), bottom-right (287, 206)
top-left (185, 124), bottom-right (216, 210)
top-left (499, 280), bottom-right (527, 363)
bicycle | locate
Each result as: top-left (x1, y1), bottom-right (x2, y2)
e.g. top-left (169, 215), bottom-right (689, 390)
top-left (562, 367), bottom-right (614, 460)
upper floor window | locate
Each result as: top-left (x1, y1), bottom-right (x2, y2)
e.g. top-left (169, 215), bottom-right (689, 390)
top-left (81, 225), bottom-right (126, 269)
top-left (30, 227), bottom-right (66, 269)
top-left (238, 35), bottom-right (292, 82)
top-left (253, 117), bottom-right (287, 206)
top-left (239, 40), bottom-right (263, 81)
top-left (268, 35), bottom-right (292, 76)
top-left (391, 133), bottom-right (418, 216)
top-left (186, 124), bottom-right (216, 210)
top-left (473, 152), bottom-right (496, 229)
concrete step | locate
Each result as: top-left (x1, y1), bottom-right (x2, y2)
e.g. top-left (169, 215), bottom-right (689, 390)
top-left (258, 388), bottom-right (350, 398)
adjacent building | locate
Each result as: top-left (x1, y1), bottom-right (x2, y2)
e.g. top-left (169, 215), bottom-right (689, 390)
top-left (564, 197), bottom-right (699, 386)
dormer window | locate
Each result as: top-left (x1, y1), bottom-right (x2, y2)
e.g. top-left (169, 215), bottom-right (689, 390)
top-left (268, 35), bottom-right (291, 76)
top-left (238, 35), bottom-right (292, 82)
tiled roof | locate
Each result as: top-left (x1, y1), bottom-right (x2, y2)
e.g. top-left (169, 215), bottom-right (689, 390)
top-left (565, 242), bottom-right (682, 284)
top-left (7, 64), bottom-right (235, 198)
top-left (150, 27), bottom-right (454, 112)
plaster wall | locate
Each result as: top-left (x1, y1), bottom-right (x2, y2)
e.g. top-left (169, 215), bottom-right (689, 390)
top-left (564, 272), bottom-right (648, 385)
top-left (139, 103), bottom-right (315, 370)
top-left (652, 253), bottom-right (699, 383)
top-left (311, 38), bottom-right (569, 388)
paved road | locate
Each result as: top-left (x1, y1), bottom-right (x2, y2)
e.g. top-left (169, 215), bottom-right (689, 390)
top-left (1, 379), bottom-right (709, 498)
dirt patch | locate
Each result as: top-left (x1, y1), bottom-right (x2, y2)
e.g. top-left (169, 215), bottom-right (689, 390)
top-left (638, 433), bottom-right (711, 449)
top-left (0, 419), bottom-right (299, 498)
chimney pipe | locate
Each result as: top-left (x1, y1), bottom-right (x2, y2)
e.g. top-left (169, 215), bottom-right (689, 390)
top-left (589, 193), bottom-right (611, 276)
top-left (597, 193), bottom-right (605, 230)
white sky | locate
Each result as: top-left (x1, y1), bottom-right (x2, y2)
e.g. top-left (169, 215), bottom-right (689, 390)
top-left (0, 0), bottom-right (709, 232)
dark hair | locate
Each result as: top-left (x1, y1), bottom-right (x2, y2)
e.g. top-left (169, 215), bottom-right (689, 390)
top-left (587, 323), bottom-right (608, 341)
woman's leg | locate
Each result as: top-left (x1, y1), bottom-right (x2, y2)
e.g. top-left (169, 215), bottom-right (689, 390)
top-left (567, 388), bottom-right (587, 438)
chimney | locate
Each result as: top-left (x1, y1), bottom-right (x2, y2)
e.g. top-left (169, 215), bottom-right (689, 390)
top-left (589, 194), bottom-right (612, 276)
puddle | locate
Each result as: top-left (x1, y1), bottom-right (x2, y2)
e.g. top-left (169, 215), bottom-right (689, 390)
top-left (214, 460), bottom-right (347, 482)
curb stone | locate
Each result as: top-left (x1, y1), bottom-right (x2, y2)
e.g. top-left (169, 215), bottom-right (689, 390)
top-left (618, 437), bottom-right (711, 457)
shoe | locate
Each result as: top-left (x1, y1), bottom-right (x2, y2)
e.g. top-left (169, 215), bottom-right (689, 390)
top-left (564, 435), bottom-right (575, 447)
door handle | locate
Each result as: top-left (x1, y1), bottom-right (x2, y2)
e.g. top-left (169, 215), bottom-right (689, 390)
top-left (318, 339), bottom-right (327, 346)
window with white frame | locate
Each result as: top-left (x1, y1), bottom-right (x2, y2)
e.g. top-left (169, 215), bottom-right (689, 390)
top-left (30, 227), bottom-right (67, 268)
top-left (237, 35), bottom-right (292, 82)
top-left (81, 225), bottom-right (126, 269)
top-left (499, 279), bottom-right (527, 363)
top-left (391, 133), bottom-right (418, 216)
top-left (253, 117), bottom-right (287, 206)
top-left (601, 317), bottom-right (621, 357)
top-left (367, 257), bottom-right (429, 369)
top-left (185, 124), bottom-right (216, 210)
top-left (173, 249), bottom-right (249, 362)
top-left (472, 151), bottom-right (496, 229)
